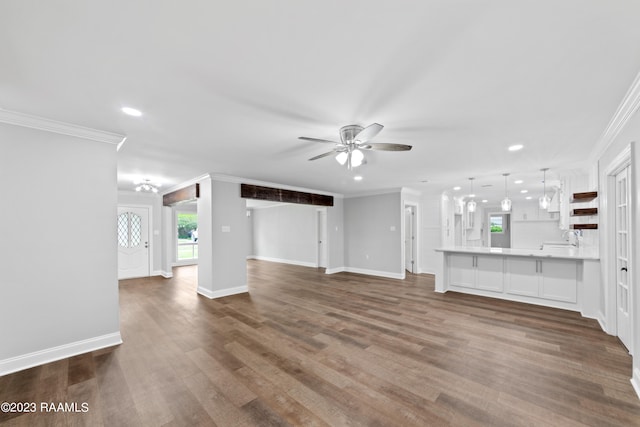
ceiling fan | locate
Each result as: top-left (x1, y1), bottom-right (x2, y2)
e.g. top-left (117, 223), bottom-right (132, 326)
top-left (299, 123), bottom-right (412, 170)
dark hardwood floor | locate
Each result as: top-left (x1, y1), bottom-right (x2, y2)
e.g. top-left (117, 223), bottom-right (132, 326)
top-left (2, 260), bottom-right (640, 426)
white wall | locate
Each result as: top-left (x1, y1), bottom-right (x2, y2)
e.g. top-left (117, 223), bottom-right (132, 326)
top-left (251, 203), bottom-right (318, 267)
top-left (344, 192), bottom-right (403, 278)
top-left (510, 199), bottom-right (563, 249)
top-left (0, 124), bottom-right (121, 375)
top-left (197, 177), bottom-right (250, 298)
top-left (419, 193), bottom-right (441, 274)
top-left (326, 197), bottom-right (345, 272)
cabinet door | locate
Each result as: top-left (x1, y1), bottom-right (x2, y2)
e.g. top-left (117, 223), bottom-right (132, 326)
top-left (476, 255), bottom-right (504, 292)
top-left (449, 254), bottom-right (476, 288)
top-left (540, 259), bottom-right (577, 303)
top-left (506, 258), bottom-right (540, 297)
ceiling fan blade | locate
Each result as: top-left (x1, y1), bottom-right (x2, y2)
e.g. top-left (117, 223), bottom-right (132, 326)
top-left (362, 143), bottom-right (412, 151)
top-left (308, 151), bottom-right (337, 161)
top-left (299, 136), bottom-right (340, 144)
top-left (354, 123), bottom-right (383, 143)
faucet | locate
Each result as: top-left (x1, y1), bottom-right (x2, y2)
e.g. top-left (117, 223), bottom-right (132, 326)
top-left (562, 229), bottom-right (582, 248)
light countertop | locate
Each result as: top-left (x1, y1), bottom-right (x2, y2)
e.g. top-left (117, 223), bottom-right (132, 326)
top-left (435, 246), bottom-right (599, 260)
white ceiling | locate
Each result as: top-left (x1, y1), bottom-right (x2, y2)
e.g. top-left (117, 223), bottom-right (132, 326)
top-left (2, 1), bottom-right (640, 201)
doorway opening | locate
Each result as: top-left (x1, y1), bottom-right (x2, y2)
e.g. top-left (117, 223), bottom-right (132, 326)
top-left (176, 210), bottom-right (198, 264)
top-left (489, 212), bottom-right (511, 248)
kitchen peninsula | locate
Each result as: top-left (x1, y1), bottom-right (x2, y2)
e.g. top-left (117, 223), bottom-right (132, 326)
top-left (435, 246), bottom-right (601, 319)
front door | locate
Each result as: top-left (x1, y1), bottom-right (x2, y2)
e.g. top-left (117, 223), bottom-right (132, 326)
top-left (117, 206), bottom-right (150, 279)
top-left (615, 166), bottom-right (632, 352)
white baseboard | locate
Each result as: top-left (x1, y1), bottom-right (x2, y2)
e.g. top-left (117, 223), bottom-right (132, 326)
top-left (343, 267), bottom-right (405, 280)
top-left (324, 266), bottom-right (403, 280)
top-left (419, 269), bottom-right (436, 275)
top-left (197, 285), bottom-right (249, 299)
top-left (152, 270), bottom-right (174, 278)
top-left (0, 332), bottom-right (122, 377)
top-left (249, 255), bottom-right (317, 268)
top-left (631, 368), bottom-right (640, 399)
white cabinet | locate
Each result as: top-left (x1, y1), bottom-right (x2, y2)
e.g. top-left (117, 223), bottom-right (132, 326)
top-left (506, 257), bottom-right (577, 303)
top-left (450, 254), bottom-right (475, 288)
top-left (505, 258), bottom-right (540, 297)
top-left (540, 259), bottom-right (578, 302)
top-left (449, 253), bottom-right (504, 292)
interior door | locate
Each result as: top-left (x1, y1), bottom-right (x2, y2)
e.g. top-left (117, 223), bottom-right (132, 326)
top-left (317, 210), bottom-right (327, 268)
top-left (615, 166), bottom-right (631, 351)
top-left (405, 207), bottom-right (415, 273)
top-left (117, 206), bottom-right (150, 279)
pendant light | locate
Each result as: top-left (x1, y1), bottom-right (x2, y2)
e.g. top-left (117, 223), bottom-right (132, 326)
top-left (539, 168), bottom-right (550, 210)
top-left (501, 173), bottom-right (512, 212)
top-left (467, 177), bottom-right (477, 212)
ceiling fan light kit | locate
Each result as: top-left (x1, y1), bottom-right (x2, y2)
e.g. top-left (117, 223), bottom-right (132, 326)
top-left (134, 178), bottom-right (160, 193)
top-left (300, 123), bottom-right (412, 170)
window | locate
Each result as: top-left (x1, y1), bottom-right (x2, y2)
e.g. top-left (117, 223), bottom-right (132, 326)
top-left (490, 215), bottom-right (503, 233)
top-left (118, 212), bottom-right (142, 248)
top-left (177, 212), bottom-right (198, 260)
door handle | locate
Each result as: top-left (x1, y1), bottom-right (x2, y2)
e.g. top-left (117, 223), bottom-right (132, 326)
top-left (621, 267), bottom-right (628, 272)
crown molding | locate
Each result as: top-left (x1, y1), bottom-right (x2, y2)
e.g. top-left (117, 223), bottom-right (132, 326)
top-left (344, 187), bottom-right (403, 199)
top-left (0, 108), bottom-right (125, 145)
top-left (401, 187), bottom-right (422, 197)
top-left (161, 173), bottom-right (211, 195)
top-left (589, 70), bottom-right (640, 165)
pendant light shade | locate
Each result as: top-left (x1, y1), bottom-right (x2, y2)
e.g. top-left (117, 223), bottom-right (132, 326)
top-left (501, 173), bottom-right (512, 212)
top-left (467, 177), bottom-right (477, 212)
top-left (539, 168), bottom-right (550, 210)
top-left (335, 149), bottom-right (364, 169)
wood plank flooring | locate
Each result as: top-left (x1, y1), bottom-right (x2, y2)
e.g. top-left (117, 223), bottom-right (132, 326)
top-left (2, 260), bottom-right (640, 426)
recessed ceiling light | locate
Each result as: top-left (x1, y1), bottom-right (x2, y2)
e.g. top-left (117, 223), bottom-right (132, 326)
top-left (526, 196), bottom-right (532, 200)
top-left (482, 200), bottom-right (488, 203)
top-left (508, 144), bottom-right (524, 152)
top-left (514, 180), bottom-right (523, 184)
top-left (453, 186), bottom-right (461, 191)
top-left (520, 189), bottom-right (528, 194)
top-left (121, 107), bottom-right (142, 117)
top-left (354, 175), bottom-right (363, 181)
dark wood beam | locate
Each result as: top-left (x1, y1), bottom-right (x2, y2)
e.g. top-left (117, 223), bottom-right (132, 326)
top-left (241, 184), bottom-right (333, 207)
top-left (163, 183), bottom-right (200, 206)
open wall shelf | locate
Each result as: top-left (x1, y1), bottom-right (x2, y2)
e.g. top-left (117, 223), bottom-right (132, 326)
top-left (571, 208), bottom-right (598, 216)
top-left (569, 191), bottom-right (598, 229)
top-left (570, 191), bottom-right (598, 202)
top-left (571, 224), bottom-right (598, 230)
